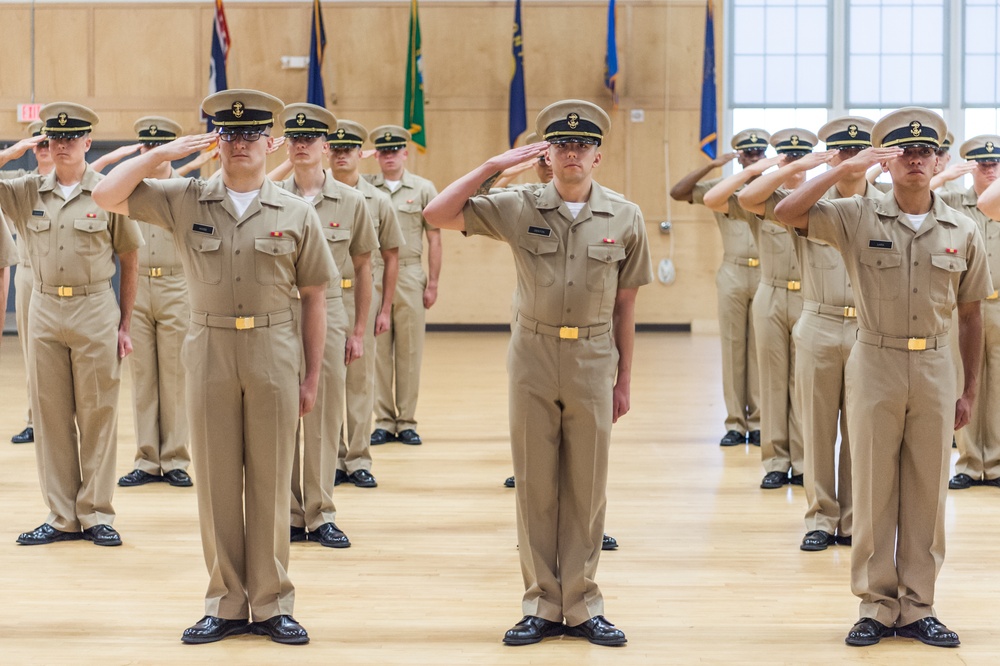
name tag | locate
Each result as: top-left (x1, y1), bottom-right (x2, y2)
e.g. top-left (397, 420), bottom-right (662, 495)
top-left (192, 223), bottom-right (215, 235)
top-left (868, 240), bottom-right (893, 249)
top-left (527, 226), bottom-right (551, 237)
top-left (31, 210), bottom-right (45, 217)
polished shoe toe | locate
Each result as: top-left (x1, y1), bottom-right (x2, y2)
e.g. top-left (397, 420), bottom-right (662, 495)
top-left (789, 473), bottom-right (804, 486)
top-left (250, 615), bottom-right (309, 644)
top-left (948, 473), bottom-right (976, 490)
top-left (895, 617), bottom-right (960, 648)
top-left (845, 618), bottom-right (894, 646)
top-left (182, 616), bottom-right (250, 644)
top-left (83, 524), bottom-right (122, 546)
top-left (370, 428), bottom-right (394, 445)
top-left (290, 525), bottom-right (307, 542)
top-left (602, 533), bottom-right (619, 551)
top-left (118, 469), bottom-right (162, 487)
top-left (565, 615), bottom-right (626, 646)
top-left (11, 426), bottom-right (34, 444)
top-left (396, 429), bottom-right (422, 445)
top-left (748, 430), bottom-right (761, 446)
top-left (719, 430), bottom-right (746, 446)
top-left (983, 476), bottom-right (1000, 488)
top-left (334, 469), bottom-right (349, 486)
top-left (502, 615), bottom-right (564, 645)
top-left (800, 530), bottom-right (836, 551)
top-left (16, 523), bottom-right (82, 545)
top-left (760, 471), bottom-right (788, 489)
top-left (164, 469), bottom-right (193, 487)
top-left (308, 522), bottom-right (351, 548)
top-left (504, 476), bottom-right (515, 488)
top-left (348, 469), bottom-right (378, 488)
top-left (835, 534), bottom-right (852, 546)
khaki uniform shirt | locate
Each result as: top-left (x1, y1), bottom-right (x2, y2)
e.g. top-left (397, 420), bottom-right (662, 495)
top-left (356, 176), bottom-right (405, 260)
top-left (136, 170), bottom-right (184, 274)
top-left (939, 186), bottom-right (1000, 293)
top-left (366, 169), bottom-right (437, 261)
top-left (462, 181), bottom-right (653, 326)
top-left (0, 209), bottom-right (20, 268)
top-left (692, 177), bottom-right (760, 262)
top-left (727, 196), bottom-right (800, 283)
top-left (126, 176), bottom-right (336, 315)
top-left (2, 168), bottom-right (35, 267)
top-left (807, 191), bottom-right (993, 337)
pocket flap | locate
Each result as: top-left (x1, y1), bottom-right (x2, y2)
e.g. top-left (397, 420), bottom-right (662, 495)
top-left (860, 248), bottom-right (901, 269)
top-left (518, 235), bottom-right (559, 256)
top-left (193, 236), bottom-right (222, 253)
top-left (73, 218), bottom-right (108, 233)
top-left (255, 237), bottom-right (295, 256)
top-left (930, 253), bottom-right (967, 272)
top-left (26, 218), bottom-right (50, 233)
top-left (588, 244), bottom-right (626, 263)
top-left (324, 227), bottom-right (351, 243)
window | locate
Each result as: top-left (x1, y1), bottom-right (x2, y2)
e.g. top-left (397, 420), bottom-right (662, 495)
top-left (964, 0), bottom-right (1000, 107)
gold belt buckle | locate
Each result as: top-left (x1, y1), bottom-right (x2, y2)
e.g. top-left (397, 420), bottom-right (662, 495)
top-left (341, 278), bottom-right (353, 289)
top-left (843, 306), bottom-right (856, 318)
top-left (235, 316), bottom-right (255, 330)
top-left (148, 267), bottom-right (163, 278)
top-left (559, 326), bottom-right (579, 340)
top-left (988, 291), bottom-right (999, 300)
top-left (787, 280), bottom-right (801, 291)
top-left (57, 286), bottom-right (73, 297)
top-left (747, 258), bottom-right (760, 267)
top-left (908, 337), bottom-right (927, 351)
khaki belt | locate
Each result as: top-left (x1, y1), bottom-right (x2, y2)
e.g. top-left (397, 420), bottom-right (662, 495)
top-left (37, 280), bottom-right (112, 297)
top-left (857, 329), bottom-right (948, 351)
top-left (399, 258), bottom-right (422, 267)
top-left (341, 278), bottom-right (353, 289)
top-left (724, 256), bottom-right (760, 268)
top-left (764, 277), bottom-right (801, 291)
top-left (190, 309), bottom-right (294, 331)
top-left (141, 266), bottom-right (182, 278)
top-left (803, 301), bottom-right (856, 318)
top-left (988, 291), bottom-right (999, 301)
top-left (515, 312), bottom-right (611, 340)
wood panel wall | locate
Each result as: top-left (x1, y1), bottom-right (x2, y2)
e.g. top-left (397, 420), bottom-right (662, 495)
top-left (0, 0), bottom-right (727, 326)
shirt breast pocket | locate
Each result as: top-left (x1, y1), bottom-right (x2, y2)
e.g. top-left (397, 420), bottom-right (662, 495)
top-left (859, 248), bottom-right (901, 301)
top-left (26, 217), bottom-right (51, 256)
top-left (929, 252), bottom-right (966, 305)
top-left (587, 244), bottom-right (626, 292)
top-left (517, 235), bottom-right (559, 287)
top-left (189, 235), bottom-right (222, 285)
top-left (73, 218), bottom-right (108, 256)
top-left (254, 236), bottom-right (296, 286)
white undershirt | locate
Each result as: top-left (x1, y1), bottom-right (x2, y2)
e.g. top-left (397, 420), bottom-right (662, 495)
top-left (58, 182), bottom-right (79, 199)
top-left (384, 179), bottom-right (401, 192)
top-left (227, 188), bottom-right (260, 218)
top-left (903, 212), bottom-right (929, 230)
top-left (565, 201), bottom-right (587, 219)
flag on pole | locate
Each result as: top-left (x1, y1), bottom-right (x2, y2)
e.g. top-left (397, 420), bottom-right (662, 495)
top-left (508, 0), bottom-right (527, 148)
top-left (699, 1), bottom-right (718, 159)
top-left (206, 0), bottom-right (231, 130)
top-left (604, 0), bottom-right (619, 108)
top-left (307, 0), bottom-right (327, 107)
top-left (404, 0), bottom-right (427, 151)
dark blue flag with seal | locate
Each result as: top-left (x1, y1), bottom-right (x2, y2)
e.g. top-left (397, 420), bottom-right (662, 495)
top-left (699, 1), bottom-right (718, 159)
top-left (508, 0), bottom-right (527, 147)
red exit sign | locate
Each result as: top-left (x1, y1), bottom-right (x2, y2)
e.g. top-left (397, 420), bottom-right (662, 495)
top-left (18, 104), bottom-right (41, 122)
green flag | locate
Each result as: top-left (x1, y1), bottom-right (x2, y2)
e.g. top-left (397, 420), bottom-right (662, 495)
top-left (404, 0), bottom-right (426, 151)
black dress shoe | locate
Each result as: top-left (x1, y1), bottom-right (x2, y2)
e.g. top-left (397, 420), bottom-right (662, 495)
top-left (290, 525), bottom-right (307, 542)
top-left (181, 615), bottom-right (250, 644)
top-left (502, 615), bottom-right (564, 645)
top-left (565, 615), bottom-right (627, 647)
top-left (164, 469), bottom-right (193, 487)
top-left (845, 618), bottom-right (894, 646)
top-left (307, 522), bottom-right (350, 548)
top-left (982, 476), bottom-right (1000, 488)
top-left (370, 428), bottom-right (394, 445)
top-left (397, 429), bottom-right (422, 445)
top-left (800, 530), bottom-right (836, 551)
top-left (11, 426), bottom-right (33, 444)
top-left (118, 469), bottom-right (162, 487)
top-left (748, 430), bottom-right (761, 446)
top-left (334, 469), bottom-right (349, 486)
top-left (789, 473), bottom-right (804, 486)
top-left (720, 430), bottom-right (746, 446)
top-left (348, 469), bottom-right (378, 488)
top-left (835, 534), bottom-right (852, 546)
top-left (602, 533), bottom-right (618, 550)
top-left (250, 615), bottom-right (309, 645)
top-left (82, 524), bottom-right (122, 546)
top-left (949, 473), bottom-right (976, 489)
top-left (504, 476), bottom-right (516, 488)
top-left (895, 617), bottom-right (960, 647)
top-left (16, 523), bottom-right (82, 545)
top-left (760, 471), bottom-right (788, 489)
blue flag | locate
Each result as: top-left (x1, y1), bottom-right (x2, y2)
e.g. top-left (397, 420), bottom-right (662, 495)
top-left (699, 1), bottom-right (718, 159)
top-left (508, 0), bottom-right (527, 147)
top-left (604, 0), bottom-right (619, 108)
top-left (307, 0), bottom-right (327, 107)
top-left (206, 0), bottom-right (231, 131)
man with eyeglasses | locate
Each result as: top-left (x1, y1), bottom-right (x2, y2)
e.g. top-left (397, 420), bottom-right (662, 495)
top-left (670, 130), bottom-right (765, 448)
top-left (328, 120), bottom-right (404, 487)
top-left (94, 89), bottom-right (336, 645)
top-left (424, 99), bottom-right (652, 648)
top-left (0, 103), bottom-right (142, 548)
top-left (116, 116), bottom-right (193, 490)
top-left (775, 108), bottom-right (991, 649)
top-left (365, 126), bottom-right (439, 447)
top-left (275, 104), bottom-right (377, 546)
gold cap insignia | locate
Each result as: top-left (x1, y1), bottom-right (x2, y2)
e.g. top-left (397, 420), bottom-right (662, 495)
top-left (336, 129), bottom-right (345, 138)
top-left (910, 121), bottom-right (922, 136)
top-left (988, 141), bottom-right (996, 153)
top-left (149, 125), bottom-right (158, 136)
top-left (790, 135), bottom-right (800, 146)
top-left (848, 124), bottom-right (858, 138)
top-left (232, 101), bottom-right (244, 118)
top-left (567, 113), bottom-right (580, 129)
top-left (384, 131), bottom-right (392, 141)
top-left (749, 132), bottom-right (758, 142)
top-left (57, 113), bottom-right (68, 126)
top-left (295, 113), bottom-right (306, 126)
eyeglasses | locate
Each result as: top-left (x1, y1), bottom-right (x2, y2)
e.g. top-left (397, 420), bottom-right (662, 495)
top-left (376, 146), bottom-right (404, 153)
top-left (36, 141), bottom-right (49, 149)
top-left (285, 133), bottom-right (323, 144)
top-left (217, 130), bottom-right (268, 143)
top-left (740, 149), bottom-right (766, 158)
top-left (902, 146), bottom-right (935, 159)
top-left (537, 155), bottom-right (548, 165)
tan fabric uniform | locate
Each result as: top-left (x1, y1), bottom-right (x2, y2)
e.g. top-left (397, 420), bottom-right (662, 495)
top-left (128, 176), bottom-right (335, 622)
top-left (278, 173), bottom-right (376, 528)
top-left (129, 170), bottom-right (190, 475)
top-left (728, 197), bottom-right (804, 474)
top-left (942, 187), bottom-right (1000, 481)
top-left (463, 182), bottom-right (652, 625)
top-left (0, 169), bottom-right (141, 531)
top-left (367, 169), bottom-right (437, 433)
top-left (808, 191), bottom-right (992, 626)
top-left (2, 169), bottom-right (35, 429)
top-left (692, 178), bottom-right (761, 436)
top-left (340, 176), bottom-right (404, 472)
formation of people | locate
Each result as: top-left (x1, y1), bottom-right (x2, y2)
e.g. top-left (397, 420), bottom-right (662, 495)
top-left (672, 108), bottom-right (1000, 649)
top-left (0, 95), bottom-right (645, 648)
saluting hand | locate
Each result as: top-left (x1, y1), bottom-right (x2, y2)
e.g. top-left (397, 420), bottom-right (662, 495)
top-left (792, 150), bottom-right (837, 171)
top-left (710, 152), bottom-right (737, 168)
top-left (743, 154), bottom-right (784, 176)
top-left (485, 141), bottom-right (551, 175)
top-left (153, 133), bottom-right (218, 162)
top-left (839, 146), bottom-right (904, 176)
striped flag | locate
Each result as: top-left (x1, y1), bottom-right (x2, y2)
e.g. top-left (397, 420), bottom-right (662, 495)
top-left (404, 0), bottom-right (427, 151)
top-left (604, 0), bottom-right (619, 108)
top-left (307, 0), bottom-right (327, 107)
top-left (508, 0), bottom-right (527, 148)
top-left (206, 0), bottom-right (231, 130)
top-left (699, 1), bottom-right (718, 159)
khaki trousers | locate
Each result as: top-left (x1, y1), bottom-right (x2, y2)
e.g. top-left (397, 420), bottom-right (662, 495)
top-left (793, 311), bottom-right (854, 535)
top-left (509, 327), bottom-right (616, 626)
top-left (847, 342), bottom-right (953, 626)
top-left (291, 296), bottom-right (348, 529)
top-left (338, 284), bottom-right (376, 473)
top-left (716, 260), bottom-right (761, 434)
top-left (955, 300), bottom-right (1000, 480)
top-left (374, 261), bottom-right (426, 432)
top-left (29, 289), bottom-right (121, 531)
top-left (185, 320), bottom-right (299, 622)
top-left (15, 265), bottom-right (32, 427)
top-left (751, 284), bottom-right (804, 474)
top-left (129, 273), bottom-right (190, 474)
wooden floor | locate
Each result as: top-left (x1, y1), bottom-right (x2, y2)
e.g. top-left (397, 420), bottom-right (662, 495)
top-left (0, 331), bottom-right (998, 665)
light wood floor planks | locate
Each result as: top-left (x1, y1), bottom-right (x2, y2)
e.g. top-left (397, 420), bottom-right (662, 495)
top-left (0, 331), bottom-right (997, 665)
